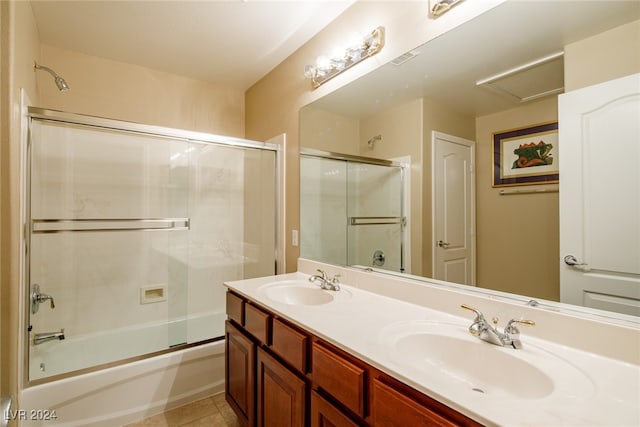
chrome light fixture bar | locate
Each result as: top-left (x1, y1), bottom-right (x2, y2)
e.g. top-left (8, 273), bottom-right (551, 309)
top-left (430, 0), bottom-right (465, 17)
top-left (304, 26), bottom-right (385, 89)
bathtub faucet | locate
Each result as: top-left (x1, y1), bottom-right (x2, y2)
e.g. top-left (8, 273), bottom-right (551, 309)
top-left (33, 329), bottom-right (65, 345)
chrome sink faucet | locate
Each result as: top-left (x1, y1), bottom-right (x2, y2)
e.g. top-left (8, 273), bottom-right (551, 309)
top-left (308, 269), bottom-right (341, 291)
top-left (461, 304), bottom-right (534, 349)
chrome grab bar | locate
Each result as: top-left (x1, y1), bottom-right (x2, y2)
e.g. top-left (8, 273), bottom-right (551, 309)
top-left (349, 216), bottom-right (406, 226)
top-left (31, 218), bottom-right (190, 234)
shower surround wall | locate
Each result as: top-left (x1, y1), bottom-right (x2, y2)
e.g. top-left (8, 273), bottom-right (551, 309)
top-left (26, 111), bottom-right (277, 382)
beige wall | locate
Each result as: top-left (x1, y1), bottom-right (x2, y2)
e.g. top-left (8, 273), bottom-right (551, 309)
top-left (246, 0), bottom-right (503, 272)
top-left (299, 107), bottom-right (360, 155)
top-left (565, 19), bottom-right (640, 92)
top-left (1, 0), bottom-right (40, 405)
top-left (475, 97), bottom-right (559, 300)
top-left (38, 44), bottom-right (245, 137)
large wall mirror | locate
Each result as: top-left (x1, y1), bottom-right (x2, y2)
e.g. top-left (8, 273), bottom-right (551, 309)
top-left (299, 1), bottom-right (640, 321)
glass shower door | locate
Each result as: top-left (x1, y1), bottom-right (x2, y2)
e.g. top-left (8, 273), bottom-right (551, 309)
top-left (28, 120), bottom-right (191, 380)
top-left (27, 116), bottom-right (277, 381)
top-left (347, 162), bottom-right (405, 272)
top-left (300, 156), bottom-right (348, 265)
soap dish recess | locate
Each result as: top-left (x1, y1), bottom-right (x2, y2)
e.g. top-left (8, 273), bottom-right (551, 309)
top-left (140, 284), bottom-right (167, 304)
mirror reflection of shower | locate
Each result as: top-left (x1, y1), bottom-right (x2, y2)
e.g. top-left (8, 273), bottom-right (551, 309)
top-left (367, 134), bottom-right (382, 149)
top-left (34, 61), bottom-right (70, 91)
top-left (300, 150), bottom-right (407, 273)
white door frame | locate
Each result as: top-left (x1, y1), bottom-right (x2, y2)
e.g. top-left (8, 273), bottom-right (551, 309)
top-left (431, 131), bottom-right (476, 285)
top-left (266, 133), bottom-right (287, 274)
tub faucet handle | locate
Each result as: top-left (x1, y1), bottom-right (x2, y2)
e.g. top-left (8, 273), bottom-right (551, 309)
top-left (31, 284), bottom-right (56, 314)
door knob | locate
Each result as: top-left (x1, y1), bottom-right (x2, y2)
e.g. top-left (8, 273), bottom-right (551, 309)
top-left (563, 255), bottom-right (591, 271)
top-left (437, 240), bottom-right (450, 248)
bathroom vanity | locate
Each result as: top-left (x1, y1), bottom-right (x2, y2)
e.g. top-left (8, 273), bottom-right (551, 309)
top-left (225, 291), bottom-right (479, 426)
top-left (224, 260), bottom-right (640, 426)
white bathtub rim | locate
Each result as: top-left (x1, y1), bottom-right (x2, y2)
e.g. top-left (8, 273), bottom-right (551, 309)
top-left (19, 340), bottom-right (225, 426)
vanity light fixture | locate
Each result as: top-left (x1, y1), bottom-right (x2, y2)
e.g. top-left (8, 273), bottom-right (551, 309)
top-left (304, 26), bottom-right (385, 89)
top-left (429, 0), bottom-right (465, 17)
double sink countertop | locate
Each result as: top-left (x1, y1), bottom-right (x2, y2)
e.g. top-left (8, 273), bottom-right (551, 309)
top-left (225, 271), bottom-right (640, 426)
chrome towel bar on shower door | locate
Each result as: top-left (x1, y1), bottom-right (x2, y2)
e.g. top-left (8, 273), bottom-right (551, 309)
top-left (31, 218), bottom-right (190, 234)
top-left (349, 216), bottom-right (406, 226)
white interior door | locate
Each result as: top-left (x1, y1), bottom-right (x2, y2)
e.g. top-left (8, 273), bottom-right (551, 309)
top-left (432, 131), bottom-right (476, 285)
top-left (559, 73), bottom-right (640, 316)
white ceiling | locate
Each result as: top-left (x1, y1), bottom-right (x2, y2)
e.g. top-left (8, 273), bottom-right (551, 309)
top-left (30, 0), bottom-right (354, 91)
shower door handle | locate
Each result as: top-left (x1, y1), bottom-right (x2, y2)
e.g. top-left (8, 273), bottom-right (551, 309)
top-left (437, 240), bottom-right (450, 248)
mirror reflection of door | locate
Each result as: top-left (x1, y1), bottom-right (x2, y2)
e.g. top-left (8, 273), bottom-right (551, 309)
top-left (559, 73), bottom-right (640, 316)
top-left (432, 132), bottom-right (476, 286)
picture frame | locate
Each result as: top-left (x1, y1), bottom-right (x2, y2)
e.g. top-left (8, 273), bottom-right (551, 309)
top-left (492, 122), bottom-right (559, 187)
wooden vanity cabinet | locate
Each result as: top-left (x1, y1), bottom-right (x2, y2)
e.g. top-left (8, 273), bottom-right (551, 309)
top-left (225, 290), bottom-right (481, 427)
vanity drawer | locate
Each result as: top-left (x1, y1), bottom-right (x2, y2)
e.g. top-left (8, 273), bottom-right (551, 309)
top-left (245, 303), bottom-right (271, 345)
top-left (312, 341), bottom-right (366, 418)
top-left (226, 291), bottom-right (244, 325)
top-left (271, 318), bottom-right (308, 373)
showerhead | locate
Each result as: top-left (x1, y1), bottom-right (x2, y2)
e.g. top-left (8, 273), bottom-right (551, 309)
top-left (367, 134), bottom-right (382, 148)
top-left (34, 62), bottom-right (70, 92)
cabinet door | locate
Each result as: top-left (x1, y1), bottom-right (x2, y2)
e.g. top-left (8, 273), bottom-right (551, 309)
top-left (257, 347), bottom-right (307, 427)
top-left (310, 390), bottom-right (359, 427)
top-left (225, 321), bottom-right (255, 427)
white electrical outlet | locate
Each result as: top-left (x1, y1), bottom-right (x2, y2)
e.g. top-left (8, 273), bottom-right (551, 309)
top-left (292, 229), bottom-right (299, 247)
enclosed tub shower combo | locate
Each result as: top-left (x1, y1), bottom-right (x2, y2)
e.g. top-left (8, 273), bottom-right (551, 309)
top-left (19, 108), bottom-right (279, 425)
top-left (300, 150), bottom-right (407, 273)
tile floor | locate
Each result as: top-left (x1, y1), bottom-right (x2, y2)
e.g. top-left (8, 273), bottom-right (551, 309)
top-left (124, 393), bottom-right (240, 427)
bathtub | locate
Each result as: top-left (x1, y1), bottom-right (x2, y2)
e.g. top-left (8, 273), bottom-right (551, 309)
top-left (19, 315), bottom-right (226, 426)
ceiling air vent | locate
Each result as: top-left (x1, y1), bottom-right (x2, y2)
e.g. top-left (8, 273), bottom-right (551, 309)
top-left (391, 50), bottom-right (419, 66)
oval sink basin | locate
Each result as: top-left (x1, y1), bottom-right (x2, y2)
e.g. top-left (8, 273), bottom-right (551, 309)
top-left (381, 320), bottom-right (595, 401)
top-left (258, 280), bottom-right (350, 306)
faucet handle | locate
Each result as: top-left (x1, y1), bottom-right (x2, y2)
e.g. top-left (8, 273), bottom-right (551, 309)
top-left (504, 318), bottom-right (535, 335)
top-left (316, 269), bottom-right (328, 280)
top-left (31, 284), bottom-right (56, 314)
top-left (331, 274), bottom-right (341, 283)
top-left (460, 304), bottom-right (485, 322)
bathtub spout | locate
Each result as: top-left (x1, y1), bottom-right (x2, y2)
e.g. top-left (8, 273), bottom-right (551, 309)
top-left (34, 329), bottom-right (65, 345)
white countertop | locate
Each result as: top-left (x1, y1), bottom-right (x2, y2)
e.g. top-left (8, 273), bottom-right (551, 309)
top-left (225, 272), bottom-right (640, 427)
